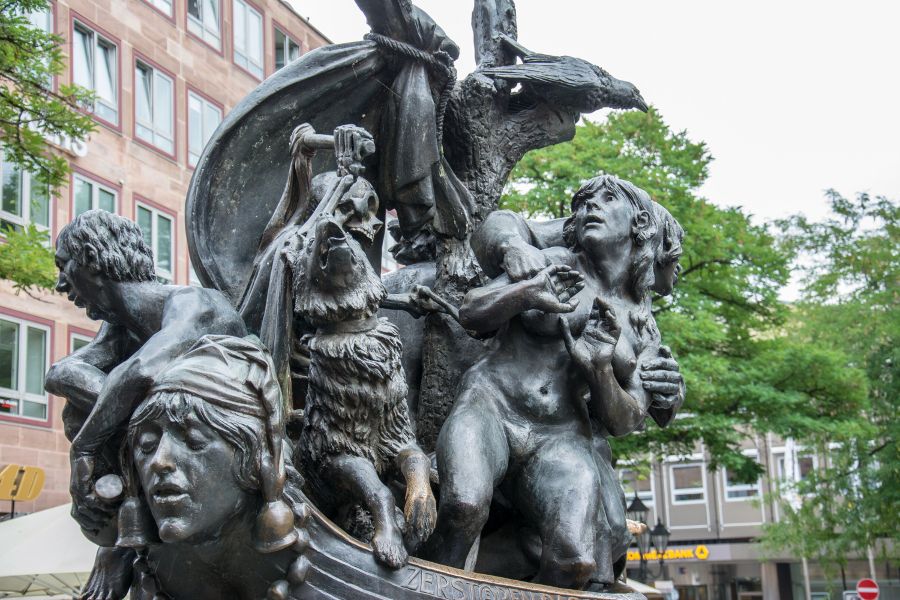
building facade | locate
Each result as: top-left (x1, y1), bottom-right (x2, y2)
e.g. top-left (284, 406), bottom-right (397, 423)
top-left (1, 0), bottom-right (329, 513)
top-left (621, 434), bottom-right (898, 600)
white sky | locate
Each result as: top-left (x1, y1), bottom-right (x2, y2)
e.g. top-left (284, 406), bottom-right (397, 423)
top-left (292, 0), bottom-right (900, 224)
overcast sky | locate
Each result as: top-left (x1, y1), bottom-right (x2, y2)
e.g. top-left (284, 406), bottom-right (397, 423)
top-left (292, 0), bottom-right (900, 224)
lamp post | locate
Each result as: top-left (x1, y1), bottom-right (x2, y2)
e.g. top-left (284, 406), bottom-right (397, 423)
top-left (626, 492), bottom-right (671, 583)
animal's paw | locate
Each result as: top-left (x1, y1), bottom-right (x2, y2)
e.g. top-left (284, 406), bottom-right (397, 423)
top-left (404, 491), bottom-right (437, 550)
top-left (372, 527), bottom-right (408, 569)
top-left (80, 547), bottom-right (133, 600)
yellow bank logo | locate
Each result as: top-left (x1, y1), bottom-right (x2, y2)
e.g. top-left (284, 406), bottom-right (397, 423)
top-left (627, 545), bottom-right (711, 562)
top-left (0, 464), bottom-right (45, 502)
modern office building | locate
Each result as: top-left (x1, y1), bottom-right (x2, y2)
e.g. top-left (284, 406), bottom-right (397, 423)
top-left (1, 0), bottom-right (329, 513)
top-left (620, 434), bottom-right (898, 600)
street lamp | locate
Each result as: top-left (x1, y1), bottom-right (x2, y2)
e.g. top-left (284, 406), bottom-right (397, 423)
top-left (626, 492), bottom-right (671, 583)
top-left (650, 518), bottom-right (671, 579)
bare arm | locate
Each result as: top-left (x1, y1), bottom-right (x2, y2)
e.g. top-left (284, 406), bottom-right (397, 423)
top-left (459, 264), bottom-right (583, 334)
top-left (70, 289), bottom-right (245, 458)
top-left (559, 300), bottom-right (646, 437)
top-left (45, 322), bottom-right (126, 413)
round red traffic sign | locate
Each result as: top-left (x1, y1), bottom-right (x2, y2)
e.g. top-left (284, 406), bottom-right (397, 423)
top-left (857, 578), bottom-right (879, 600)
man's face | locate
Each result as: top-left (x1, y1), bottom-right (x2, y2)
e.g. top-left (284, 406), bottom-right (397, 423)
top-left (55, 245), bottom-right (111, 322)
top-left (574, 188), bottom-right (633, 249)
top-left (653, 254), bottom-right (682, 296)
top-left (132, 409), bottom-right (250, 545)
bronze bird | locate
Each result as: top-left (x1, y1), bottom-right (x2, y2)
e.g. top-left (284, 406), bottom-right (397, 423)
top-left (480, 34), bottom-right (648, 113)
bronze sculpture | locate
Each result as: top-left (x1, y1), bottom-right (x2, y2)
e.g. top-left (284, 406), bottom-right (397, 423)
top-left (47, 1), bottom-right (688, 598)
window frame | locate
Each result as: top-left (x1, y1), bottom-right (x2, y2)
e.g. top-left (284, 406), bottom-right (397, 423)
top-left (231, 0), bottom-right (264, 80)
top-left (70, 168), bottom-right (120, 218)
top-left (0, 309), bottom-right (54, 426)
top-left (1, 157), bottom-right (52, 236)
top-left (722, 450), bottom-right (762, 502)
top-left (185, 87), bottom-right (223, 168)
top-left (669, 462), bottom-right (708, 506)
top-left (186, 0), bottom-right (223, 53)
top-left (139, 0), bottom-right (175, 22)
top-left (272, 21), bottom-right (301, 74)
top-left (69, 328), bottom-right (95, 353)
top-left (133, 53), bottom-right (177, 160)
top-left (70, 13), bottom-right (121, 131)
top-left (134, 197), bottom-right (176, 284)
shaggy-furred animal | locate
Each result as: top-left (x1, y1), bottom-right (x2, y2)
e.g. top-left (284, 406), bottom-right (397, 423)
top-left (292, 216), bottom-right (436, 569)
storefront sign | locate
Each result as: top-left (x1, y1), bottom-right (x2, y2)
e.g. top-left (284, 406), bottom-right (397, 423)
top-left (627, 545), bottom-right (711, 562)
top-left (0, 464), bottom-right (45, 501)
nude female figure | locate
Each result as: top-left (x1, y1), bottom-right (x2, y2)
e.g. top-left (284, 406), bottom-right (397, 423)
top-left (422, 175), bottom-right (664, 590)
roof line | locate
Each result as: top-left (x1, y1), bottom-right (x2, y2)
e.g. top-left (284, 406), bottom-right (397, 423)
top-left (279, 0), bottom-right (334, 45)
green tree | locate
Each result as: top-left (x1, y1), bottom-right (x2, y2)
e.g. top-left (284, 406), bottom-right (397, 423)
top-left (503, 109), bottom-right (869, 481)
top-left (1, 0), bottom-right (95, 293)
top-left (761, 191), bottom-right (899, 579)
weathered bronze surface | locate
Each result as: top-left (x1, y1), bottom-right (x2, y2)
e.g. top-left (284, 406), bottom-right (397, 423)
top-left (48, 1), bottom-right (687, 598)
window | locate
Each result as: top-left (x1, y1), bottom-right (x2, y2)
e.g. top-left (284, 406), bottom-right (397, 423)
top-left (187, 91), bottom-right (222, 166)
top-left (28, 9), bottom-right (53, 86)
top-left (135, 61), bottom-right (174, 154)
top-left (620, 467), bottom-right (654, 508)
top-left (73, 173), bottom-right (116, 216)
top-left (670, 463), bottom-right (706, 504)
top-left (71, 333), bottom-right (92, 353)
top-left (274, 27), bottom-right (300, 71)
top-left (0, 316), bottom-right (50, 421)
top-left (144, 0), bottom-right (173, 17)
top-left (1, 157), bottom-right (50, 233)
top-left (136, 202), bottom-right (174, 283)
top-left (233, 0), bottom-right (263, 78)
top-left (187, 0), bottom-right (220, 48)
top-left (723, 451), bottom-right (760, 501)
top-left (73, 21), bottom-right (118, 125)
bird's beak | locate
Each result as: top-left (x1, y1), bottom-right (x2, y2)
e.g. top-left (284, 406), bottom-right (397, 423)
top-left (634, 94), bottom-right (649, 112)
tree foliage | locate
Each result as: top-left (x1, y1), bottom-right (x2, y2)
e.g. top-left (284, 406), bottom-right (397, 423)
top-left (1, 0), bottom-right (93, 292)
top-left (503, 109), bottom-right (870, 483)
top-left (761, 191), bottom-right (899, 571)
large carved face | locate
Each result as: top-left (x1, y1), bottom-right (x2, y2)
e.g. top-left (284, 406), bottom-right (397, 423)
top-left (131, 397), bottom-right (253, 544)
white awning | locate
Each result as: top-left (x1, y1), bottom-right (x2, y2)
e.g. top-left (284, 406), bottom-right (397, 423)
top-left (0, 504), bottom-right (97, 598)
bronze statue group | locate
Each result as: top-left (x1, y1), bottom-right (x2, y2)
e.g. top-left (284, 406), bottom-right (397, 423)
top-left (46, 2), bottom-right (687, 599)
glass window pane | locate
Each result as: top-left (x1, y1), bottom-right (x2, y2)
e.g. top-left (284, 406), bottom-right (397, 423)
top-left (0, 320), bottom-right (18, 390)
top-left (73, 27), bottom-right (93, 89)
top-left (137, 206), bottom-right (153, 246)
top-left (153, 73), bottom-right (173, 142)
top-left (188, 95), bottom-right (202, 163)
top-left (1, 160), bottom-right (22, 216)
top-left (233, 0), bottom-right (246, 54)
top-left (202, 102), bottom-right (220, 141)
top-left (29, 177), bottom-right (50, 226)
top-left (188, 0), bottom-right (200, 19)
top-left (98, 188), bottom-right (115, 213)
top-left (72, 337), bottom-right (90, 352)
top-left (673, 466), bottom-right (702, 489)
top-left (798, 455), bottom-right (815, 480)
top-left (28, 9), bottom-right (52, 33)
top-left (205, 0), bottom-right (219, 37)
top-left (95, 40), bottom-right (116, 105)
top-left (22, 400), bottom-right (47, 419)
top-left (157, 214), bottom-right (172, 272)
top-left (136, 64), bottom-right (153, 128)
top-left (25, 327), bottom-right (46, 395)
top-left (247, 9), bottom-right (261, 68)
top-left (275, 29), bottom-right (286, 70)
top-left (74, 177), bottom-right (92, 216)
top-left (289, 39), bottom-right (300, 62)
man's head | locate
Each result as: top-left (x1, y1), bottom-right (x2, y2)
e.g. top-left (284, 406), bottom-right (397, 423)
top-left (651, 203), bottom-right (684, 296)
top-left (562, 174), bottom-right (658, 298)
top-left (55, 210), bottom-right (155, 321)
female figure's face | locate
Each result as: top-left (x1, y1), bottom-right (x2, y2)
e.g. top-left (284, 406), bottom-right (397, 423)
top-left (574, 188), bottom-right (635, 250)
top-left (132, 411), bottom-right (251, 544)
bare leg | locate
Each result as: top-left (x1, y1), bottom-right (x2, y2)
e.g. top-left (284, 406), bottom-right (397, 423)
top-left (325, 454), bottom-right (407, 568)
top-left (516, 437), bottom-right (610, 590)
top-left (421, 387), bottom-right (508, 568)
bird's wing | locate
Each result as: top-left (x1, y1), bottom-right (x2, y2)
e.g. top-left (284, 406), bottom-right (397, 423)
top-left (479, 63), bottom-right (589, 89)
